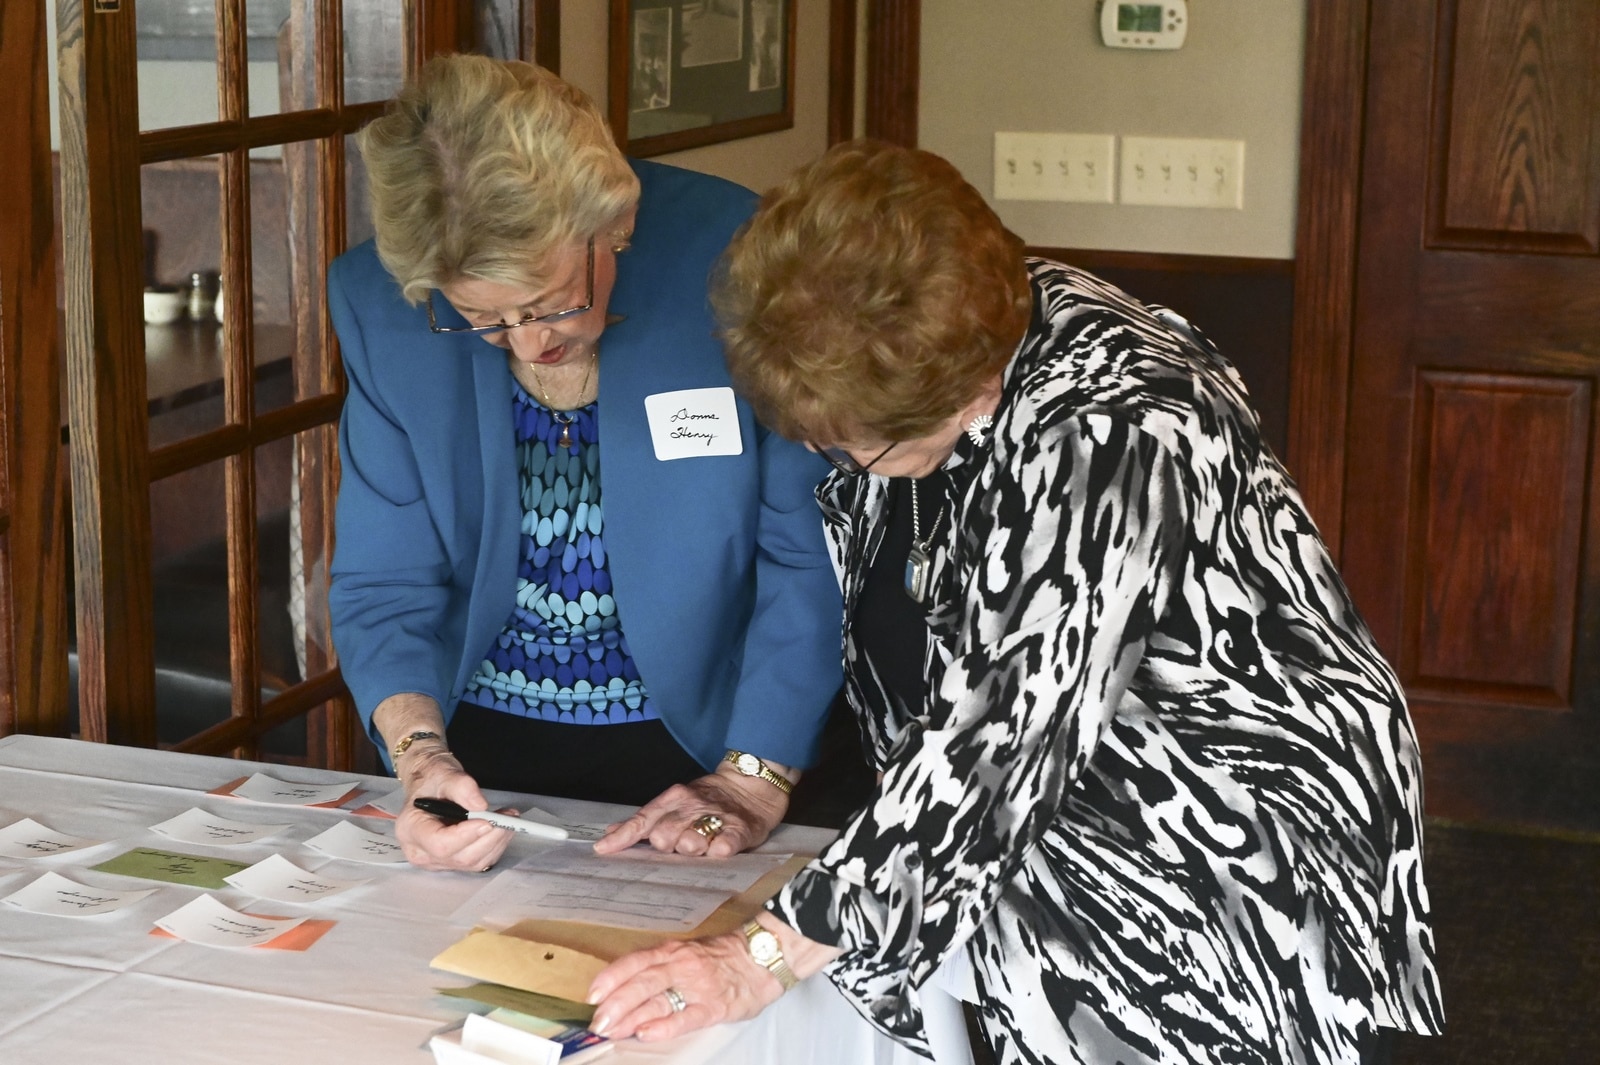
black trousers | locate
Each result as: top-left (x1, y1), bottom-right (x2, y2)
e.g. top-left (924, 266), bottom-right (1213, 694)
top-left (445, 702), bottom-right (708, 807)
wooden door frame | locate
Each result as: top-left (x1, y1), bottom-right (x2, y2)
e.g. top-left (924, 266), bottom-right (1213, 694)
top-left (0, 0), bottom-right (70, 738)
top-left (1285, 0), bottom-right (1370, 558)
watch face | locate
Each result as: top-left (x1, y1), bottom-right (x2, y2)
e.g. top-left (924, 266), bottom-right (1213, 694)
top-left (748, 929), bottom-right (780, 964)
top-left (735, 753), bottom-right (761, 775)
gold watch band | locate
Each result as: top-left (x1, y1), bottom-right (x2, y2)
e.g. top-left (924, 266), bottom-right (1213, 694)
top-left (742, 920), bottom-right (799, 991)
top-left (391, 730), bottom-right (442, 759)
top-left (723, 750), bottom-right (794, 794)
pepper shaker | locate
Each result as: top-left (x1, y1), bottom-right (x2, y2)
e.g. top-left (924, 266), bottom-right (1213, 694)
top-left (188, 271), bottom-right (213, 321)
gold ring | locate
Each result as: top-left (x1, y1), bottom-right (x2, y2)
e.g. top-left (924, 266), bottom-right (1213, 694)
top-left (691, 814), bottom-right (725, 840)
top-left (663, 987), bottom-right (687, 1013)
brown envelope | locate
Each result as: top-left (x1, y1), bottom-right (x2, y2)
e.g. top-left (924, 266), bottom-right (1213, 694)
top-left (429, 928), bottom-right (610, 1003)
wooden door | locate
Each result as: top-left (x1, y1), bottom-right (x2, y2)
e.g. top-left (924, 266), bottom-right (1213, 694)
top-left (53, 0), bottom-right (488, 767)
top-left (1337, 0), bottom-right (1600, 827)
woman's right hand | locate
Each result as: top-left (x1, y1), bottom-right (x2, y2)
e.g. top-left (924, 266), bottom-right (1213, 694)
top-left (394, 745), bottom-right (513, 872)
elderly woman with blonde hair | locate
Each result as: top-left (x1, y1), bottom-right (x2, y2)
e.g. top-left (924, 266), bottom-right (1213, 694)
top-left (588, 140), bottom-right (1444, 1065)
top-left (326, 55), bottom-right (840, 873)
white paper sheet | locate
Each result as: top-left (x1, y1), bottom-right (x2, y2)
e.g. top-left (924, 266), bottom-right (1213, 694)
top-left (228, 772), bottom-right (363, 807)
top-left (223, 852), bottom-right (371, 903)
top-left (452, 848), bottom-right (789, 932)
top-left (2, 871), bottom-right (157, 917)
top-left (302, 820), bottom-right (409, 864)
top-left (154, 893), bottom-right (306, 948)
top-left (350, 787), bottom-right (410, 818)
top-left (0, 816), bottom-right (105, 859)
top-left (149, 807), bottom-right (290, 846)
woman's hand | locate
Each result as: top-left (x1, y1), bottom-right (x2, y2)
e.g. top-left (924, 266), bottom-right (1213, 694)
top-left (592, 764), bottom-right (794, 857)
top-left (393, 745), bottom-right (512, 872)
top-left (586, 931), bottom-right (785, 1042)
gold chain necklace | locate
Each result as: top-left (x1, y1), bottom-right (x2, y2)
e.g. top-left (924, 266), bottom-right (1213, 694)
top-left (526, 352), bottom-right (596, 448)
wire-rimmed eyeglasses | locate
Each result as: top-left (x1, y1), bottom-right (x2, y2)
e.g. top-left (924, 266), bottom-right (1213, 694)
top-left (814, 441), bottom-right (897, 476)
top-left (425, 238), bottom-right (594, 336)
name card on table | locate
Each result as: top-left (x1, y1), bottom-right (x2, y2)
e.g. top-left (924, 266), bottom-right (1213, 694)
top-left (150, 807), bottom-right (290, 847)
top-left (0, 817), bottom-right (105, 859)
top-left (3, 871), bottom-right (156, 917)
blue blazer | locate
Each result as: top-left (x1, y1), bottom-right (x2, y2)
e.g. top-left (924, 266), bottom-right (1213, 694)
top-left (327, 160), bottom-right (841, 771)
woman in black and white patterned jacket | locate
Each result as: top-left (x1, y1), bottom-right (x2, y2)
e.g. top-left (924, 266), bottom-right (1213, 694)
top-left (588, 140), bottom-right (1444, 1065)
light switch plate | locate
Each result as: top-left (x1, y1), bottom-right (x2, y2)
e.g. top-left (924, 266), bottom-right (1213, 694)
top-left (1119, 136), bottom-right (1244, 208)
top-left (994, 132), bottom-right (1116, 203)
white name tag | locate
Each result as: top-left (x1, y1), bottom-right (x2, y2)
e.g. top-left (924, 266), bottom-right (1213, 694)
top-left (643, 387), bottom-right (744, 460)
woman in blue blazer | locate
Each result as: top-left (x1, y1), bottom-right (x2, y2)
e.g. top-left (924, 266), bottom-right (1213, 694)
top-left (327, 56), bottom-right (840, 873)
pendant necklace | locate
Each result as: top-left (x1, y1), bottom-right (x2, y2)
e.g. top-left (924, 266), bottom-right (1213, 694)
top-left (527, 351), bottom-right (596, 449)
top-left (905, 478), bottom-right (947, 605)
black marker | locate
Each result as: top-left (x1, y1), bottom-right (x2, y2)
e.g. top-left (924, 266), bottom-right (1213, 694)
top-left (412, 797), bottom-right (568, 841)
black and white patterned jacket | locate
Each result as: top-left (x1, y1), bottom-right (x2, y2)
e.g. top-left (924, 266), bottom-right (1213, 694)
top-left (766, 261), bottom-right (1444, 1065)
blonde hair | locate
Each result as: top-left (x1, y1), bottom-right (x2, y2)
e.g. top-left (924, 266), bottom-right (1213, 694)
top-left (714, 140), bottom-right (1030, 443)
top-left (358, 54), bottom-right (640, 304)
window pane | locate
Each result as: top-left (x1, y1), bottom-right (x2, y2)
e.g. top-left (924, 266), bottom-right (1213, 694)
top-left (137, 2), bottom-right (221, 130)
top-left (346, 133), bottom-right (376, 251)
top-left (150, 458), bottom-right (234, 746)
top-left (268, 0), bottom-right (324, 116)
top-left (256, 434), bottom-right (302, 699)
top-left (478, 0), bottom-right (521, 60)
top-left (344, 0), bottom-right (408, 105)
top-left (289, 424), bottom-right (339, 685)
top-left (143, 158), bottom-right (227, 446)
top-left (253, 147), bottom-right (316, 414)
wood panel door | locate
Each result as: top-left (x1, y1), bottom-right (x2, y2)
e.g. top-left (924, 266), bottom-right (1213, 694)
top-left (1340, 0), bottom-right (1600, 828)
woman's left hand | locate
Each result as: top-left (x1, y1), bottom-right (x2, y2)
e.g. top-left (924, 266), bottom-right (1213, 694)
top-left (587, 931), bottom-right (783, 1042)
top-left (593, 765), bottom-right (792, 857)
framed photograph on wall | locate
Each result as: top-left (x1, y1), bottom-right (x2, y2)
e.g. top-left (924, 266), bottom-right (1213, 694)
top-left (608, 0), bottom-right (795, 158)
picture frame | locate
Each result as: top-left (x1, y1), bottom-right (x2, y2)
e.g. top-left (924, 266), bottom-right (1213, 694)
top-left (608, 0), bottom-right (795, 158)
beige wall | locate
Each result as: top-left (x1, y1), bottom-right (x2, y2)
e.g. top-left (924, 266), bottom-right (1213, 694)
top-left (561, 0), bottom-right (832, 194)
top-left (920, 1), bottom-right (1305, 259)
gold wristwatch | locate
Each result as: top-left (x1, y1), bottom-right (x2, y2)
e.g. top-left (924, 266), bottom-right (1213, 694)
top-left (742, 919), bottom-right (798, 991)
top-left (723, 750), bottom-right (794, 794)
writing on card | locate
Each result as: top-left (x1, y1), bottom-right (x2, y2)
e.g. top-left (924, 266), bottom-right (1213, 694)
top-left (643, 387), bottom-right (743, 460)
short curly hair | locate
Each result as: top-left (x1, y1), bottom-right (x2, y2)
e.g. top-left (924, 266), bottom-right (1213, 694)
top-left (358, 54), bottom-right (640, 305)
top-left (713, 140), bottom-right (1030, 444)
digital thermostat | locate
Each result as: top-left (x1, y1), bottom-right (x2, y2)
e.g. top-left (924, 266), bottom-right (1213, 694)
top-left (1100, 1), bottom-right (1188, 50)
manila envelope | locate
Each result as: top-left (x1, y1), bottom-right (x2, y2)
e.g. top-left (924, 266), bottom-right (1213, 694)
top-left (430, 927), bottom-right (610, 1004)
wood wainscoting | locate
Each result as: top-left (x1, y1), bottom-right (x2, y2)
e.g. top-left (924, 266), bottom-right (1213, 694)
top-left (1030, 248), bottom-right (1295, 461)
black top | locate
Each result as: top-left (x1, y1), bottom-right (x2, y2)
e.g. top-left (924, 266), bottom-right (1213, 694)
top-left (852, 475), bottom-right (941, 719)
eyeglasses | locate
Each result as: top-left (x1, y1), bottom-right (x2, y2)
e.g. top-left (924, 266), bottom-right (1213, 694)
top-left (814, 441), bottom-right (897, 476)
top-left (425, 238), bottom-right (595, 335)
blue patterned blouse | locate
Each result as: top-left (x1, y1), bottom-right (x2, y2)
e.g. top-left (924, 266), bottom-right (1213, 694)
top-left (457, 381), bottom-right (659, 725)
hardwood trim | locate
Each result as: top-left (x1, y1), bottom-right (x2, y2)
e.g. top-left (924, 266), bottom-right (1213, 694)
top-left (827, 0), bottom-right (858, 145)
top-left (139, 109), bottom-right (378, 163)
top-left (59, 0), bottom-right (159, 747)
top-left (1286, 0), bottom-right (1371, 557)
top-left (530, 0), bottom-right (561, 72)
top-left (172, 667), bottom-right (348, 757)
top-left (0, 0), bottom-right (69, 736)
top-left (1028, 247), bottom-right (1294, 277)
top-left (864, 0), bottom-right (919, 146)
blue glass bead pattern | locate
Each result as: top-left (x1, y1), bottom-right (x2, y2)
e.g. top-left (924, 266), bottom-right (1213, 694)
top-left (459, 383), bottom-right (659, 725)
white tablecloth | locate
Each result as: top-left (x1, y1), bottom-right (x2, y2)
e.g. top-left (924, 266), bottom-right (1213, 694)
top-left (0, 736), bottom-right (972, 1065)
